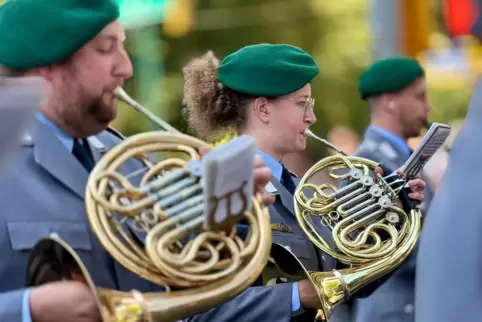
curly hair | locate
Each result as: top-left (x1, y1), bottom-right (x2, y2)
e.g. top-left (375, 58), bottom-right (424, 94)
top-left (182, 51), bottom-right (254, 140)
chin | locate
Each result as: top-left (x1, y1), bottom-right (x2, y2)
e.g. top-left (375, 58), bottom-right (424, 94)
top-left (295, 141), bottom-right (307, 152)
top-left (102, 105), bottom-right (117, 122)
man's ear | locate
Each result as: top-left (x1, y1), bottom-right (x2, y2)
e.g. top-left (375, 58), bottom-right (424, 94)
top-left (36, 65), bottom-right (55, 82)
top-left (379, 93), bottom-right (397, 112)
top-left (253, 97), bottom-right (270, 123)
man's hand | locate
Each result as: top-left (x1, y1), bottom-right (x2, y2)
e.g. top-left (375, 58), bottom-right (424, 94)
top-left (199, 147), bottom-right (275, 206)
top-left (30, 280), bottom-right (101, 322)
top-left (298, 279), bottom-right (321, 309)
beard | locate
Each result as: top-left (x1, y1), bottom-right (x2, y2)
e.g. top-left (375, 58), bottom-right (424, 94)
top-left (85, 94), bottom-right (116, 125)
top-left (52, 82), bottom-right (117, 138)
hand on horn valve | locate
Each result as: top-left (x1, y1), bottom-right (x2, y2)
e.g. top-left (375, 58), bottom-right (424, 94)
top-left (373, 166), bottom-right (426, 204)
top-left (199, 147), bottom-right (275, 206)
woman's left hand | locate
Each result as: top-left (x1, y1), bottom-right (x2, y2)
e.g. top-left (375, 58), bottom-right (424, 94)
top-left (405, 176), bottom-right (426, 203)
top-left (374, 167), bottom-right (426, 203)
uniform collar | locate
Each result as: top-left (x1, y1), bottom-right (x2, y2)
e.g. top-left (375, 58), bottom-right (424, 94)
top-left (367, 125), bottom-right (411, 158)
top-left (35, 112), bottom-right (74, 151)
top-left (256, 150), bottom-right (283, 193)
top-left (256, 150), bottom-right (283, 181)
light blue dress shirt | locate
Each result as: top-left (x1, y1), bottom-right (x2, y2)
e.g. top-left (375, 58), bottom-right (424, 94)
top-left (256, 150), bottom-right (304, 316)
top-left (368, 125), bottom-right (411, 159)
top-left (36, 112), bottom-right (74, 150)
top-left (22, 113), bottom-right (74, 322)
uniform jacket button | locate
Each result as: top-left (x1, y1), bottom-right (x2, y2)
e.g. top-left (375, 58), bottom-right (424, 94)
top-left (404, 303), bottom-right (414, 314)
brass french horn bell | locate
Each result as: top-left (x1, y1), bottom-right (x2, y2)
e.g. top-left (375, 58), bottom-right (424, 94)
top-left (26, 87), bottom-right (272, 322)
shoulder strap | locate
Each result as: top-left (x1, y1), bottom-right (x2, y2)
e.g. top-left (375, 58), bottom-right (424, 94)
top-left (288, 169), bottom-right (298, 178)
top-left (106, 126), bottom-right (126, 140)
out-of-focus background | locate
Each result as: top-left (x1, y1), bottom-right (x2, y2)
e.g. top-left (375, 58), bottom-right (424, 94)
top-left (114, 0), bottom-right (476, 175)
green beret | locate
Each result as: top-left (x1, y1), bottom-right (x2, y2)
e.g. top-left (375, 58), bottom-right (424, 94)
top-left (217, 44), bottom-right (319, 97)
top-left (0, 0), bottom-right (119, 69)
top-left (358, 57), bottom-right (425, 100)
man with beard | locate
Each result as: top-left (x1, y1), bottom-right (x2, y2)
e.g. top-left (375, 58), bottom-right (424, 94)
top-left (350, 57), bottom-right (434, 322)
top-left (0, 1), bottom-right (274, 321)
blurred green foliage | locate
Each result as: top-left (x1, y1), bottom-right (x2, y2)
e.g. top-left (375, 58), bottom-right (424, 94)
top-left (114, 0), bottom-right (472, 161)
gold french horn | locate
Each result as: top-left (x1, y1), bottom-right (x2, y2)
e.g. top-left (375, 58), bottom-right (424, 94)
top-left (267, 129), bottom-right (424, 321)
top-left (26, 88), bottom-right (272, 322)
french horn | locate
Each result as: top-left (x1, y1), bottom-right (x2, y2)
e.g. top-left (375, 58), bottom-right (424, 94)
top-left (26, 88), bottom-right (272, 322)
top-left (268, 128), bottom-right (429, 321)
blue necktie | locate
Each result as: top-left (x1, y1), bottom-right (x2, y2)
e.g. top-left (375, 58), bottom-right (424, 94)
top-left (72, 139), bottom-right (94, 172)
top-left (281, 165), bottom-right (296, 195)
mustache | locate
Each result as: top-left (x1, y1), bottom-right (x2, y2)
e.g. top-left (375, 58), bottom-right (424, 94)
top-left (106, 81), bottom-right (124, 92)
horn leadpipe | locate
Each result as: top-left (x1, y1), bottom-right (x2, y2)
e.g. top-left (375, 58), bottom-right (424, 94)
top-left (304, 129), bottom-right (348, 156)
top-left (114, 87), bottom-right (180, 134)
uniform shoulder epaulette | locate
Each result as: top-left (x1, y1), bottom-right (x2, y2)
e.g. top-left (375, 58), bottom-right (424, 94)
top-left (106, 126), bottom-right (126, 140)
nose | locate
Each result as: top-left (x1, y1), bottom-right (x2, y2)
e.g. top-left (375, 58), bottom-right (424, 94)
top-left (426, 101), bottom-right (432, 113)
top-left (305, 108), bottom-right (317, 125)
top-left (114, 49), bottom-right (134, 80)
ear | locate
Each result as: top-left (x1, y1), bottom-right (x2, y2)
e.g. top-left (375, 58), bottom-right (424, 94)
top-left (252, 97), bottom-right (270, 123)
top-left (379, 93), bottom-right (396, 112)
top-left (36, 65), bottom-right (55, 82)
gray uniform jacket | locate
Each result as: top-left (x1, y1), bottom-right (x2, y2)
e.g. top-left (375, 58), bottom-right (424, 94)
top-left (0, 117), bottom-right (331, 322)
top-left (352, 126), bottom-right (434, 322)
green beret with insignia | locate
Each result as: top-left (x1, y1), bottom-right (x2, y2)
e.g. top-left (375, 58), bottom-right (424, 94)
top-left (217, 44), bottom-right (319, 97)
top-left (0, 0), bottom-right (119, 69)
top-left (358, 57), bottom-right (425, 100)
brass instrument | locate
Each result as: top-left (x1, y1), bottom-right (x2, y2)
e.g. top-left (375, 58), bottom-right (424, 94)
top-left (268, 129), bottom-right (423, 321)
top-left (26, 88), bottom-right (272, 322)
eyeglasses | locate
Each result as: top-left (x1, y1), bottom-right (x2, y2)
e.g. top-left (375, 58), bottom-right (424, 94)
top-left (281, 97), bottom-right (316, 114)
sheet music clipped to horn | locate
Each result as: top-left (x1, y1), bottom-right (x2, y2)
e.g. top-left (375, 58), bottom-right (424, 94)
top-left (399, 123), bottom-right (452, 180)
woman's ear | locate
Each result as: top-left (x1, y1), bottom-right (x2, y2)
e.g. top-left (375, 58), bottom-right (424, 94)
top-left (253, 97), bottom-right (270, 123)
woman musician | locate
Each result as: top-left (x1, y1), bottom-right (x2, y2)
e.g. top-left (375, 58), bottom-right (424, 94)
top-left (181, 44), bottom-right (426, 322)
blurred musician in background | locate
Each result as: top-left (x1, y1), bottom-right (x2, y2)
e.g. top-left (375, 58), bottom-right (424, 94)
top-left (351, 57), bottom-right (434, 322)
top-left (181, 45), bottom-right (426, 322)
top-left (0, 1), bottom-right (272, 321)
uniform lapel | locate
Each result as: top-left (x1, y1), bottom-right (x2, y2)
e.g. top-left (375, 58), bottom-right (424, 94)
top-left (31, 119), bottom-right (88, 199)
top-left (269, 179), bottom-right (295, 215)
top-left (270, 172), bottom-right (337, 265)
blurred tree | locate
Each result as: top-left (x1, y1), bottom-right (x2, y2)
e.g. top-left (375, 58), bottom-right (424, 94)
top-left (115, 0), bottom-right (471, 163)
top-left (163, 0), bottom-right (195, 38)
top-left (428, 85), bottom-right (471, 123)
